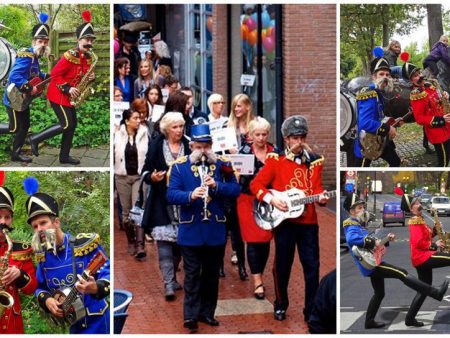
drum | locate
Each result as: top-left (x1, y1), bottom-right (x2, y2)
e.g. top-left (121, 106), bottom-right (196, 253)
top-left (0, 38), bottom-right (16, 84)
top-left (340, 90), bottom-right (356, 139)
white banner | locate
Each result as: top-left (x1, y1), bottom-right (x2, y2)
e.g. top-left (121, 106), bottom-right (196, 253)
top-left (211, 127), bottom-right (238, 153)
top-left (228, 154), bottom-right (255, 175)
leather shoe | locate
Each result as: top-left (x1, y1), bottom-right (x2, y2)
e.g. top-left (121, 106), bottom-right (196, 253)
top-left (254, 284), bottom-right (265, 300)
top-left (60, 156), bottom-right (80, 165)
top-left (11, 152), bottom-right (32, 163)
top-left (198, 316), bottom-right (219, 326)
top-left (364, 320), bottom-right (385, 329)
top-left (274, 310), bottom-right (286, 321)
top-left (165, 288), bottom-right (176, 301)
top-left (238, 265), bottom-right (248, 281)
top-left (183, 319), bottom-right (198, 332)
top-left (27, 135), bottom-right (39, 156)
top-left (405, 319), bottom-right (424, 327)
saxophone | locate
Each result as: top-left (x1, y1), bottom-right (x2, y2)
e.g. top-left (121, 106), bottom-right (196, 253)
top-left (0, 228), bottom-right (14, 318)
top-left (70, 50), bottom-right (98, 107)
top-left (428, 78), bottom-right (450, 114)
top-left (432, 208), bottom-right (450, 253)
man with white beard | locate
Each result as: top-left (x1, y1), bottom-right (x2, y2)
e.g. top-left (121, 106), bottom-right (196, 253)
top-left (166, 124), bottom-right (240, 333)
top-left (1, 13), bottom-right (51, 163)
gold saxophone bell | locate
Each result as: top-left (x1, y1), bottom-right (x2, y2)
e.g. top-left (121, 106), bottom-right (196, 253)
top-left (0, 228), bottom-right (14, 317)
top-left (432, 208), bottom-right (450, 253)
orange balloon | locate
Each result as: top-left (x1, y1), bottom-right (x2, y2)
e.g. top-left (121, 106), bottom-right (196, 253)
top-left (261, 29), bottom-right (267, 40)
top-left (266, 26), bottom-right (273, 38)
top-left (241, 24), bottom-right (249, 40)
top-left (207, 17), bottom-right (213, 33)
top-left (248, 30), bottom-right (257, 46)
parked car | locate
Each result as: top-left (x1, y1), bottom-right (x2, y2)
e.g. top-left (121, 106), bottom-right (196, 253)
top-left (430, 196), bottom-right (450, 216)
top-left (421, 193), bottom-right (433, 207)
top-left (382, 201), bottom-right (405, 226)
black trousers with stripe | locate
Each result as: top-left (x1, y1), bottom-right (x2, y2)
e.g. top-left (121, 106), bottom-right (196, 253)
top-left (433, 139), bottom-right (450, 167)
top-left (5, 106), bottom-right (30, 150)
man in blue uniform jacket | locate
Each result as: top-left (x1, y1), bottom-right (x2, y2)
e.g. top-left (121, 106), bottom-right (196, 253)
top-left (353, 49), bottom-right (401, 167)
top-left (343, 193), bottom-right (447, 329)
top-left (24, 179), bottom-right (110, 334)
top-left (167, 124), bottom-right (240, 333)
top-left (2, 13), bottom-right (51, 163)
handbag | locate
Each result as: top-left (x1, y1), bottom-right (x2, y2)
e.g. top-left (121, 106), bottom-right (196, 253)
top-left (129, 172), bottom-right (149, 227)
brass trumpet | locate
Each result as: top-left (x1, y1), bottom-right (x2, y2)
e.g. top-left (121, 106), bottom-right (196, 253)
top-left (200, 155), bottom-right (210, 222)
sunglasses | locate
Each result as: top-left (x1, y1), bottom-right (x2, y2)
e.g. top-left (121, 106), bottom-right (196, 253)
top-left (213, 101), bottom-right (225, 104)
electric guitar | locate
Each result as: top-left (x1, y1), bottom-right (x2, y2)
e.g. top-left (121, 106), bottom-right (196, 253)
top-left (7, 76), bottom-right (52, 111)
top-left (48, 251), bottom-right (108, 326)
top-left (253, 188), bottom-right (336, 230)
top-left (351, 236), bottom-right (389, 269)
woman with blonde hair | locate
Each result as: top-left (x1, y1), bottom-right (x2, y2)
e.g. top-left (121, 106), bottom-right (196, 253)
top-left (207, 93), bottom-right (227, 122)
top-left (134, 59), bottom-right (154, 99)
top-left (227, 93), bottom-right (255, 148)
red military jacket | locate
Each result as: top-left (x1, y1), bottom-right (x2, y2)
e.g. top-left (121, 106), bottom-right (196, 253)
top-left (0, 240), bottom-right (37, 334)
top-left (250, 151), bottom-right (325, 225)
top-left (410, 82), bottom-right (450, 144)
top-left (408, 216), bottom-right (436, 267)
top-left (46, 48), bottom-right (94, 107)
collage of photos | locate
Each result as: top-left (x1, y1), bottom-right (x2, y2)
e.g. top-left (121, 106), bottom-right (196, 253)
top-left (0, 0), bottom-right (449, 336)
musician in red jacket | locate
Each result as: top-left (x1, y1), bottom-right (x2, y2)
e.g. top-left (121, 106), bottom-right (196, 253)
top-left (403, 59), bottom-right (450, 166)
top-left (250, 115), bottom-right (329, 322)
top-left (0, 181), bottom-right (37, 334)
top-left (29, 10), bottom-right (96, 165)
top-left (401, 193), bottom-right (450, 327)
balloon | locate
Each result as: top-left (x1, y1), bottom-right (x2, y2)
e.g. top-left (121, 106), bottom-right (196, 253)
top-left (262, 36), bottom-right (275, 53)
top-left (266, 26), bottom-right (273, 38)
top-left (270, 25), bottom-right (276, 39)
top-left (241, 24), bottom-right (249, 41)
top-left (261, 28), bottom-right (267, 40)
top-left (270, 19), bottom-right (275, 27)
top-left (262, 11), bottom-right (271, 28)
top-left (114, 39), bottom-right (120, 55)
top-left (248, 30), bottom-right (257, 46)
top-left (206, 17), bottom-right (213, 33)
top-left (245, 16), bottom-right (256, 32)
top-left (266, 50), bottom-right (275, 61)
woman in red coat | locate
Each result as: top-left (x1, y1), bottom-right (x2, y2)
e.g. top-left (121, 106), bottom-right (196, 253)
top-left (403, 59), bottom-right (450, 167)
top-left (401, 194), bottom-right (450, 327)
top-left (28, 11), bottom-right (96, 165)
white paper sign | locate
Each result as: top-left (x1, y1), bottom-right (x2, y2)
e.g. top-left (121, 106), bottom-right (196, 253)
top-left (211, 127), bottom-right (238, 153)
top-left (208, 117), bottom-right (228, 133)
top-left (112, 101), bottom-right (130, 126)
top-left (240, 74), bottom-right (256, 87)
top-left (228, 154), bottom-right (255, 175)
top-left (161, 88), bottom-right (169, 103)
top-left (151, 104), bottom-right (165, 122)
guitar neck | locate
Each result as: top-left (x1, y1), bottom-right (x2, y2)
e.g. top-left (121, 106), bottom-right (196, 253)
top-left (37, 77), bottom-right (52, 88)
top-left (61, 271), bottom-right (90, 311)
top-left (392, 111), bottom-right (412, 128)
top-left (379, 236), bottom-right (390, 246)
top-left (297, 190), bottom-right (336, 205)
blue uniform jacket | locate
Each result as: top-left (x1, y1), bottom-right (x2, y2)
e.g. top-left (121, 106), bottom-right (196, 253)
top-left (343, 217), bottom-right (377, 277)
top-left (354, 83), bottom-right (389, 159)
top-left (167, 155), bottom-right (240, 246)
top-left (35, 233), bottom-right (110, 334)
top-left (3, 47), bottom-right (46, 107)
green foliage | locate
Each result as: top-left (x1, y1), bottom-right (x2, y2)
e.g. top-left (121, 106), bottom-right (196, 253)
top-left (3, 171), bottom-right (110, 334)
top-left (0, 5), bottom-right (32, 48)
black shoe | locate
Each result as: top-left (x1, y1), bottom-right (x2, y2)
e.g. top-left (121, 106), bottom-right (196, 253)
top-left (27, 135), bottom-right (39, 156)
top-left (165, 288), bottom-right (176, 301)
top-left (274, 310), bottom-right (286, 321)
top-left (183, 319), bottom-right (198, 332)
top-left (238, 265), bottom-right (248, 281)
top-left (198, 316), bottom-right (220, 326)
top-left (405, 319), bottom-right (424, 327)
top-left (59, 156), bottom-right (80, 165)
top-left (254, 284), bottom-right (265, 300)
top-left (425, 147), bottom-right (435, 154)
top-left (11, 149), bottom-right (32, 163)
top-left (364, 320), bottom-right (385, 329)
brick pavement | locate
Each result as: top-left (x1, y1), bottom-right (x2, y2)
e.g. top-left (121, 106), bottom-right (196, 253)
top-left (114, 204), bottom-right (336, 334)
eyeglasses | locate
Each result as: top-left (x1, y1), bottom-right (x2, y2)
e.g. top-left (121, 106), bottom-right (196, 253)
top-left (213, 101), bottom-right (225, 104)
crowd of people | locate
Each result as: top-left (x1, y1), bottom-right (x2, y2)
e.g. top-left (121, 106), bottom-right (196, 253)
top-left (113, 28), bottom-right (335, 334)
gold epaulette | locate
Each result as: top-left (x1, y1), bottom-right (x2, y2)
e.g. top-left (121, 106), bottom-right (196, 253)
top-left (34, 252), bottom-right (45, 263)
top-left (310, 156), bottom-right (324, 168)
top-left (410, 89), bottom-right (427, 101)
top-left (64, 49), bottom-right (81, 64)
top-left (74, 233), bottom-right (100, 257)
top-left (11, 241), bottom-right (33, 261)
top-left (166, 156), bottom-right (188, 185)
top-left (17, 49), bottom-right (34, 58)
top-left (266, 152), bottom-right (279, 161)
top-left (343, 218), bottom-right (359, 227)
top-left (356, 88), bottom-right (377, 101)
top-left (409, 216), bottom-right (425, 225)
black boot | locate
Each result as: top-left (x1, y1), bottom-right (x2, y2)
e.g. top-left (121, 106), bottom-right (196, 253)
top-left (403, 275), bottom-right (448, 301)
top-left (28, 124), bottom-right (63, 156)
top-left (364, 294), bottom-right (385, 329)
top-left (405, 293), bottom-right (426, 327)
top-left (238, 263), bottom-right (248, 281)
top-left (11, 145), bottom-right (32, 163)
top-left (135, 227), bottom-right (146, 260)
top-left (123, 221), bottom-right (136, 255)
top-left (219, 262), bottom-right (225, 278)
top-left (59, 129), bottom-right (79, 165)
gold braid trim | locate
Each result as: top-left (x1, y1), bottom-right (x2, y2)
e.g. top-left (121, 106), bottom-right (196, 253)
top-left (408, 216), bottom-right (426, 225)
top-left (266, 153), bottom-right (279, 160)
top-left (63, 51), bottom-right (81, 64)
top-left (34, 252), bottom-right (46, 263)
top-left (343, 218), bottom-right (359, 227)
top-left (74, 233), bottom-right (100, 256)
top-left (11, 251), bottom-right (33, 261)
top-left (17, 51), bottom-right (34, 58)
top-left (410, 90), bottom-right (427, 101)
top-left (309, 156), bottom-right (324, 168)
top-left (356, 90), bottom-right (377, 101)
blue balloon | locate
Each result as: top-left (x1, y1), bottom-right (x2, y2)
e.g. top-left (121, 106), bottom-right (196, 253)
top-left (251, 12), bottom-right (258, 26)
top-left (270, 19), bottom-right (276, 27)
top-left (262, 11), bottom-right (271, 28)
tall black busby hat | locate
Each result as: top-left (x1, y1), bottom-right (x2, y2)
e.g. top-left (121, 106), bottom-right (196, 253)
top-left (343, 193), bottom-right (365, 213)
top-left (370, 47), bottom-right (390, 74)
top-left (32, 13), bottom-right (50, 40)
top-left (400, 52), bottom-right (420, 80)
top-left (23, 177), bottom-right (59, 224)
top-left (0, 172), bottom-right (14, 213)
top-left (76, 10), bottom-right (96, 40)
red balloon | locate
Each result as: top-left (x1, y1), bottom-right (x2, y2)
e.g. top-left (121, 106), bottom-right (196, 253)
top-left (245, 17), bottom-right (256, 32)
top-left (263, 36), bottom-right (275, 53)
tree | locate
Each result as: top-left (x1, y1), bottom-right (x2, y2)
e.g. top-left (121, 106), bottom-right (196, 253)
top-left (427, 4), bottom-right (443, 49)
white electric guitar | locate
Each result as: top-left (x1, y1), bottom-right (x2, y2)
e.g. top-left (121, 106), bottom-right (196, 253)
top-left (351, 236), bottom-right (389, 269)
top-left (253, 188), bottom-right (336, 230)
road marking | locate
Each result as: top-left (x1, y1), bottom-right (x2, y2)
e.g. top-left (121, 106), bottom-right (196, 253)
top-left (340, 311), bottom-right (364, 331)
top-left (387, 311), bottom-right (435, 331)
top-left (215, 298), bottom-right (273, 316)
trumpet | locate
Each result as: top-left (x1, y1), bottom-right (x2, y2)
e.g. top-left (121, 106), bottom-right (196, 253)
top-left (200, 154), bottom-right (210, 222)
